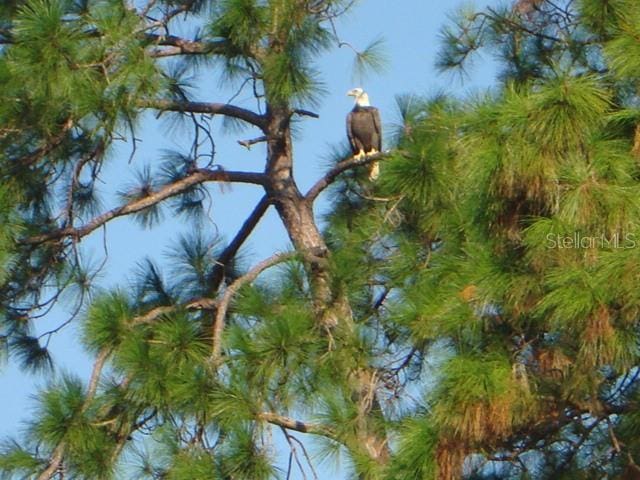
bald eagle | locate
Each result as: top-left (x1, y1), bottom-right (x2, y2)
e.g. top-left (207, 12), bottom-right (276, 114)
top-left (346, 87), bottom-right (382, 181)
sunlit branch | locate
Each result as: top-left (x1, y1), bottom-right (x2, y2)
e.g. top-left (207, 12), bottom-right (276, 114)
top-left (145, 34), bottom-right (227, 57)
top-left (237, 136), bottom-right (268, 149)
top-left (36, 442), bottom-right (64, 480)
top-left (23, 169), bottom-right (267, 246)
top-left (304, 151), bottom-right (387, 203)
top-left (130, 297), bottom-right (217, 325)
top-left (258, 412), bottom-right (334, 438)
top-left (36, 348), bottom-right (111, 480)
top-left (211, 251), bottom-right (296, 360)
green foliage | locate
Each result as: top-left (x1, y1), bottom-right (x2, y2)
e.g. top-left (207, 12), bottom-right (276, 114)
top-left (0, 185), bottom-right (23, 285)
top-left (165, 230), bottom-right (233, 298)
top-left (29, 374), bottom-right (87, 446)
top-left (211, 0), bottom-right (268, 54)
top-left (210, 0), bottom-right (335, 105)
top-left (82, 290), bottom-right (133, 353)
top-left (164, 447), bottom-right (218, 480)
top-left (352, 37), bottom-right (388, 80)
top-left (10, 335), bottom-right (53, 373)
top-left (432, 353), bottom-right (535, 443)
top-left (601, 1), bottom-right (640, 79)
top-left (0, 441), bottom-right (42, 479)
top-left (220, 426), bottom-right (276, 479)
top-left (387, 417), bottom-right (438, 479)
top-left (7, 1), bottom-right (640, 479)
top-left (24, 374), bottom-right (120, 479)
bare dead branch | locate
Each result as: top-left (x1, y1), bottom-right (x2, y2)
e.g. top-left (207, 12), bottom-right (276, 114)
top-left (286, 432), bottom-right (320, 479)
top-left (238, 136), bottom-right (268, 150)
top-left (141, 99), bottom-right (267, 130)
top-left (209, 195), bottom-right (271, 289)
top-left (22, 169), bottom-right (267, 246)
top-left (280, 427), bottom-right (310, 480)
top-left (293, 109), bottom-right (320, 119)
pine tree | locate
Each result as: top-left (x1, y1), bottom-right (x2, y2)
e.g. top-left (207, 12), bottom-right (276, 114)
top-left (4, 0), bottom-right (640, 479)
top-left (0, 0), bottom-right (389, 478)
top-left (379, 0), bottom-right (640, 478)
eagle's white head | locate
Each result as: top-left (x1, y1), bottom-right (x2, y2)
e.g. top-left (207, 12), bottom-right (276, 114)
top-left (347, 87), bottom-right (370, 107)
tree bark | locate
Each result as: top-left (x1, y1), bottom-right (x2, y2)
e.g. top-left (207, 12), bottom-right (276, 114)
top-left (263, 105), bottom-right (338, 327)
top-left (263, 105), bottom-right (390, 473)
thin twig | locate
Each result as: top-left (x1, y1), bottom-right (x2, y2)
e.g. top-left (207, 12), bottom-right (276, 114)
top-left (293, 109), bottom-right (319, 119)
top-left (280, 427), bottom-right (308, 480)
top-left (237, 136), bottom-right (268, 150)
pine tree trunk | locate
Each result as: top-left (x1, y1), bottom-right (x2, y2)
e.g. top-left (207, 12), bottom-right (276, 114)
top-left (264, 106), bottom-right (390, 472)
top-left (264, 105), bottom-right (335, 325)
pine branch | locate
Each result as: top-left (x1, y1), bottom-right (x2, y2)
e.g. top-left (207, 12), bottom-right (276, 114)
top-left (22, 169), bottom-right (267, 246)
top-left (238, 136), bottom-right (268, 149)
top-left (36, 348), bottom-right (111, 480)
top-left (129, 196), bottom-right (270, 328)
top-left (211, 251), bottom-right (296, 360)
top-left (209, 195), bottom-right (271, 289)
top-left (140, 99), bottom-right (267, 130)
top-left (130, 297), bottom-right (217, 325)
top-left (257, 412), bottom-right (335, 438)
top-left (293, 109), bottom-right (320, 119)
top-left (305, 151), bottom-right (387, 203)
top-left (131, 305), bottom-right (178, 325)
top-left (36, 444), bottom-right (64, 480)
top-left (145, 34), bottom-right (227, 57)
top-left (11, 118), bottom-right (74, 171)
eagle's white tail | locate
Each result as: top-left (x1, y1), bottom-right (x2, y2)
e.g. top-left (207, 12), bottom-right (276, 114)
top-left (368, 161), bottom-right (380, 181)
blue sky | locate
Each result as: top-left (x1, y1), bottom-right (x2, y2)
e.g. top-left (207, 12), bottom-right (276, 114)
top-left (1, 1), bottom-right (498, 477)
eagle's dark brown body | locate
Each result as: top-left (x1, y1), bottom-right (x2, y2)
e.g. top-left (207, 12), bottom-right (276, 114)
top-left (347, 105), bottom-right (382, 157)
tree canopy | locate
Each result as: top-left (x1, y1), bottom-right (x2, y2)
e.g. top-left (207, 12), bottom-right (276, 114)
top-left (2, 0), bottom-right (640, 479)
